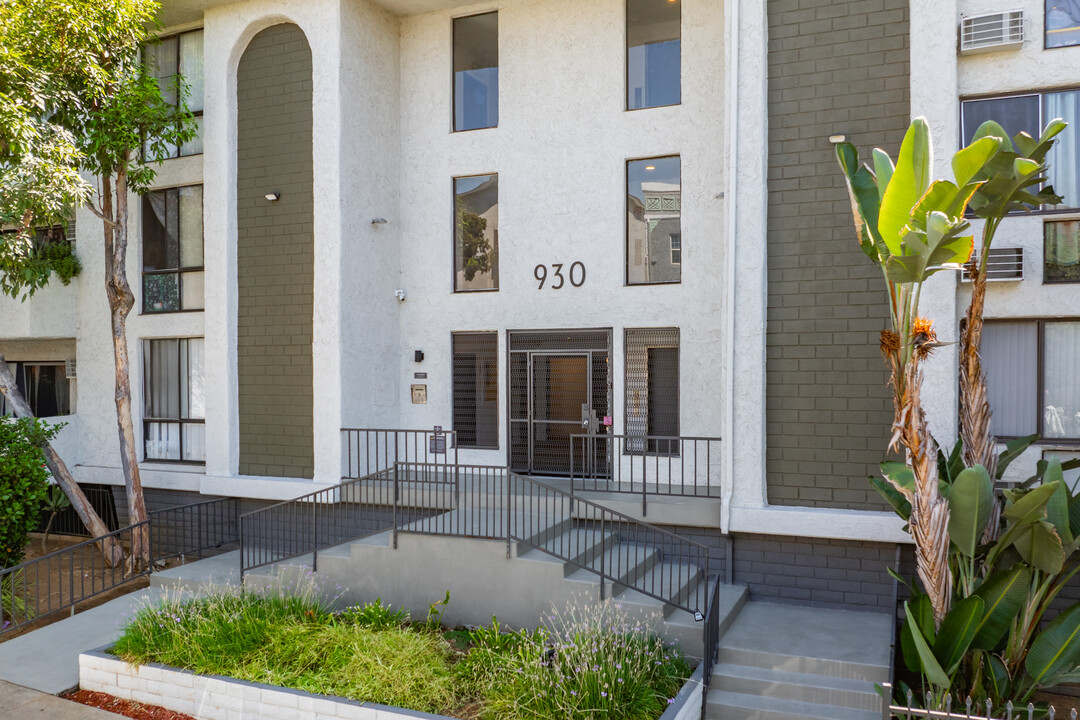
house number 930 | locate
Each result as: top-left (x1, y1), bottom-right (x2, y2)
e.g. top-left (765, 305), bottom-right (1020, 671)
top-left (534, 262), bottom-right (586, 290)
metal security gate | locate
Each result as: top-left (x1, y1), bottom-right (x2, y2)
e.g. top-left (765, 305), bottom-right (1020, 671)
top-left (508, 330), bottom-right (611, 477)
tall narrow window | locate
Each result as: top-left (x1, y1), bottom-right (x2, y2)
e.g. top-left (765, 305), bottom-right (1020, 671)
top-left (1044, 322), bottom-right (1080, 440)
top-left (453, 333), bottom-right (499, 449)
top-left (1047, 0), bottom-right (1080, 48)
top-left (143, 338), bottom-right (205, 462)
top-left (627, 156), bottom-right (681, 285)
top-left (143, 185), bottom-right (204, 313)
top-left (625, 328), bottom-right (679, 454)
top-left (454, 174), bottom-right (499, 291)
top-left (627, 0), bottom-right (680, 110)
top-left (1046, 220), bottom-right (1080, 282)
top-left (453, 13), bottom-right (498, 131)
top-left (1045, 89), bottom-right (1080, 210)
top-left (146, 29), bottom-right (204, 157)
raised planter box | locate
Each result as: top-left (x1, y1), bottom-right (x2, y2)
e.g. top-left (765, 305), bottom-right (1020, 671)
top-left (79, 646), bottom-right (704, 720)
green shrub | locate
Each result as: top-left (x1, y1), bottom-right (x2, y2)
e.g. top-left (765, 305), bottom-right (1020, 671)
top-left (339, 598), bottom-right (409, 630)
top-left (0, 417), bottom-right (60, 568)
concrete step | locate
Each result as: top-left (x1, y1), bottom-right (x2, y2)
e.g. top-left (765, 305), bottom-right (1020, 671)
top-left (518, 527), bottom-right (615, 572)
top-left (614, 561), bottom-right (701, 611)
top-left (584, 542), bottom-right (660, 586)
top-left (705, 689), bottom-right (881, 720)
top-left (711, 663), bottom-right (882, 711)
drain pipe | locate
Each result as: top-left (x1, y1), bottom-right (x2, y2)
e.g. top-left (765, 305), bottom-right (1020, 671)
top-left (720, 0), bottom-right (740, 536)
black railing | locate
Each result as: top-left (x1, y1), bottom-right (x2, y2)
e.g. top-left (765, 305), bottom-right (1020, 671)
top-left (149, 497), bottom-right (240, 563)
top-left (1, 497), bottom-right (241, 636)
top-left (341, 428), bottom-right (458, 480)
top-left (35, 484), bottom-right (120, 537)
top-left (700, 576), bottom-right (722, 719)
top-left (570, 434), bottom-right (722, 514)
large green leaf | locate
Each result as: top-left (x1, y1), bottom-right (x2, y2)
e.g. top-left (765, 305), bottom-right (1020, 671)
top-left (1046, 477), bottom-right (1073, 546)
top-left (974, 120), bottom-right (1014, 154)
top-left (879, 118), bottom-right (932, 255)
top-left (949, 465), bottom-right (994, 557)
top-left (971, 566), bottom-right (1031, 650)
top-left (873, 148), bottom-right (894, 201)
top-left (986, 653), bottom-right (1010, 699)
top-left (901, 593), bottom-right (936, 674)
top-left (953, 136), bottom-right (1002, 186)
top-left (1004, 482), bottom-right (1059, 523)
top-left (933, 596), bottom-right (985, 676)
top-left (880, 461), bottom-right (915, 497)
top-left (997, 434), bottom-right (1039, 480)
top-left (905, 600), bottom-right (951, 687)
top-left (1026, 604), bottom-right (1080, 686)
top-left (1012, 520), bottom-right (1065, 574)
top-left (836, 143), bottom-right (883, 262)
top-left (870, 476), bottom-right (911, 520)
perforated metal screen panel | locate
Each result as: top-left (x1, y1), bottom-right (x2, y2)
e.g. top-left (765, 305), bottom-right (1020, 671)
top-left (452, 333), bottom-right (498, 448)
top-left (625, 328), bottom-right (679, 454)
top-left (508, 330), bottom-right (611, 475)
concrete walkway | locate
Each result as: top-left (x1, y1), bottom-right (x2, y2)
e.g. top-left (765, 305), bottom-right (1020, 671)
top-left (0, 679), bottom-right (118, 719)
top-left (0, 552), bottom-right (242, 695)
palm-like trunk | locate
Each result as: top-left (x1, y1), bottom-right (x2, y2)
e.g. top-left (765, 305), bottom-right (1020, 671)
top-left (101, 156), bottom-right (149, 565)
top-left (960, 270), bottom-right (996, 478)
top-left (0, 353), bottom-right (124, 567)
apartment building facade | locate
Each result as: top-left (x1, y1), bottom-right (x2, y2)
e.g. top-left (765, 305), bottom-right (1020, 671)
top-left (2, 0), bottom-right (1079, 611)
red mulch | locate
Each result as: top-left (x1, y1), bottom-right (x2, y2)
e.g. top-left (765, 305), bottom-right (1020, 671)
top-left (62, 689), bottom-right (196, 720)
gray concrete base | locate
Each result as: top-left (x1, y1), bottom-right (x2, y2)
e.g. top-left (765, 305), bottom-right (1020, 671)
top-left (0, 679), bottom-right (117, 720)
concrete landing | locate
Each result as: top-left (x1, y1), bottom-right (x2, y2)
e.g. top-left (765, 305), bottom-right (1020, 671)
top-left (0, 680), bottom-right (116, 720)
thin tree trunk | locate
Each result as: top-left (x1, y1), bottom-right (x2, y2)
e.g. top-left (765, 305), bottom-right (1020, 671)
top-left (0, 353), bottom-right (124, 567)
top-left (101, 160), bottom-right (149, 565)
top-left (959, 270), bottom-right (997, 478)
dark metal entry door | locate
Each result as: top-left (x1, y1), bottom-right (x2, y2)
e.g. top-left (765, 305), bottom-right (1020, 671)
top-left (529, 353), bottom-right (590, 476)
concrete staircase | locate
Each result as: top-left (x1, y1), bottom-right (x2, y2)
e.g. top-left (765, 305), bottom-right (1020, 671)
top-left (705, 601), bottom-right (891, 720)
top-left (238, 506), bottom-right (747, 658)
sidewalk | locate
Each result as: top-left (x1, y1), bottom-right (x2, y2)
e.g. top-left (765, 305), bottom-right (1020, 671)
top-left (0, 551), bottom-right (240, 695)
top-left (0, 679), bottom-right (118, 719)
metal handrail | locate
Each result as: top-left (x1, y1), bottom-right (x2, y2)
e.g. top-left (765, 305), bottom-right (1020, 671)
top-left (341, 428), bottom-right (458, 479)
top-left (570, 433), bottom-right (722, 516)
top-left (701, 576), bottom-right (722, 719)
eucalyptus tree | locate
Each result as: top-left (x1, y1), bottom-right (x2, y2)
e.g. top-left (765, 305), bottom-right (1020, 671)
top-left (0, 0), bottom-right (196, 564)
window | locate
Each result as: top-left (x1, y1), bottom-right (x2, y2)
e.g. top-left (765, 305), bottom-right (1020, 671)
top-left (627, 156), bottom-right (681, 284)
top-left (0, 362), bottom-right (71, 417)
top-left (143, 338), bottom-right (205, 462)
top-left (143, 185), bottom-right (204, 313)
top-left (627, 0), bottom-right (680, 110)
top-left (454, 174), bottom-right (499, 291)
top-left (1047, 0), bottom-right (1080, 48)
top-left (453, 13), bottom-right (498, 132)
top-left (1046, 220), bottom-right (1080, 282)
top-left (961, 91), bottom-right (1080, 210)
top-left (452, 333), bottom-right (499, 449)
top-left (625, 328), bottom-right (679, 454)
top-left (983, 320), bottom-right (1080, 441)
top-left (146, 29), bottom-right (204, 157)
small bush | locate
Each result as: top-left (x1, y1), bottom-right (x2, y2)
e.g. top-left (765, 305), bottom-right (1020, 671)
top-left (0, 417), bottom-right (61, 568)
top-left (339, 598), bottom-right (409, 630)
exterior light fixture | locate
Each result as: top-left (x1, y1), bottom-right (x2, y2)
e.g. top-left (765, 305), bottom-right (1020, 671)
top-left (394, 289), bottom-right (406, 302)
top-left (645, 165), bottom-right (656, 171)
top-left (264, 192), bottom-right (280, 202)
top-left (371, 218), bottom-right (388, 224)
top-left (828, 134), bottom-right (846, 144)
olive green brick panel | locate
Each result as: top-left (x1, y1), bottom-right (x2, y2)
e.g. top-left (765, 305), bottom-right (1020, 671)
top-left (765, 0), bottom-right (910, 509)
top-left (236, 23), bottom-right (315, 479)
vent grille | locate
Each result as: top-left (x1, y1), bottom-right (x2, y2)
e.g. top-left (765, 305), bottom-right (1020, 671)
top-left (65, 357), bottom-right (77, 379)
top-left (964, 247), bottom-right (1024, 282)
top-left (960, 11), bottom-right (1025, 54)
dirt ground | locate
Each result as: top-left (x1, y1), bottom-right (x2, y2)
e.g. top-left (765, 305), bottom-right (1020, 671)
top-left (0, 533), bottom-right (161, 642)
top-left (63, 690), bottom-right (196, 720)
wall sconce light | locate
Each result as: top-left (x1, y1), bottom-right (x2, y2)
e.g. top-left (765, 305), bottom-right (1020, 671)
top-left (828, 134), bottom-right (846, 144)
top-left (371, 218), bottom-right (389, 225)
top-left (414, 350), bottom-right (424, 363)
top-left (394, 289), bottom-right (406, 302)
top-left (264, 192), bottom-right (280, 202)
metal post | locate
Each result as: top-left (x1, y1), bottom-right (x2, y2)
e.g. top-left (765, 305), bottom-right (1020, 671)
top-left (599, 514), bottom-right (606, 601)
top-left (392, 467), bottom-right (399, 550)
top-left (312, 499), bottom-right (318, 572)
top-left (506, 473), bottom-right (513, 559)
top-left (239, 514), bottom-right (245, 579)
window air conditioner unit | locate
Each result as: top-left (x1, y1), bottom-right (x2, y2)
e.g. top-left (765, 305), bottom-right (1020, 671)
top-left (65, 357), bottom-right (77, 379)
top-left (960, 10), bottom-right (1025, 54)
top-left (963, 247), bottom-right (1024, 282)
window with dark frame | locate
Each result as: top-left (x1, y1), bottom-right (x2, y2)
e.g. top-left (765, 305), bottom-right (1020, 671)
top-left (983, 320), bottom-right (1080, 442)
top-left (452, 332), bottom-right (499, 449)
top-left (143, 337), bottom-right (205, 462)
top-left (1045, 219), bottom-right (1080, 283)
top-left (145, 29), bottom-right (204, 158)
top-left (453, 13), bottom-right (498, 132)
top-left (627, 156), bottom-right (681, 285)
top-left (961, 91), bottom-right (1080, 211)
top-left (143, 185), bottom-right (204, 313)
top-left (454, 174), bottom-right (499, 291)
top-left (626, 0), bottom-right (681, 110)
top-left (1047, 0), bottom-right (1080, 48)
top-left (625, 328), bottom-right (679, 454)
top-left (0, 361), bottom-right (71, 417)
